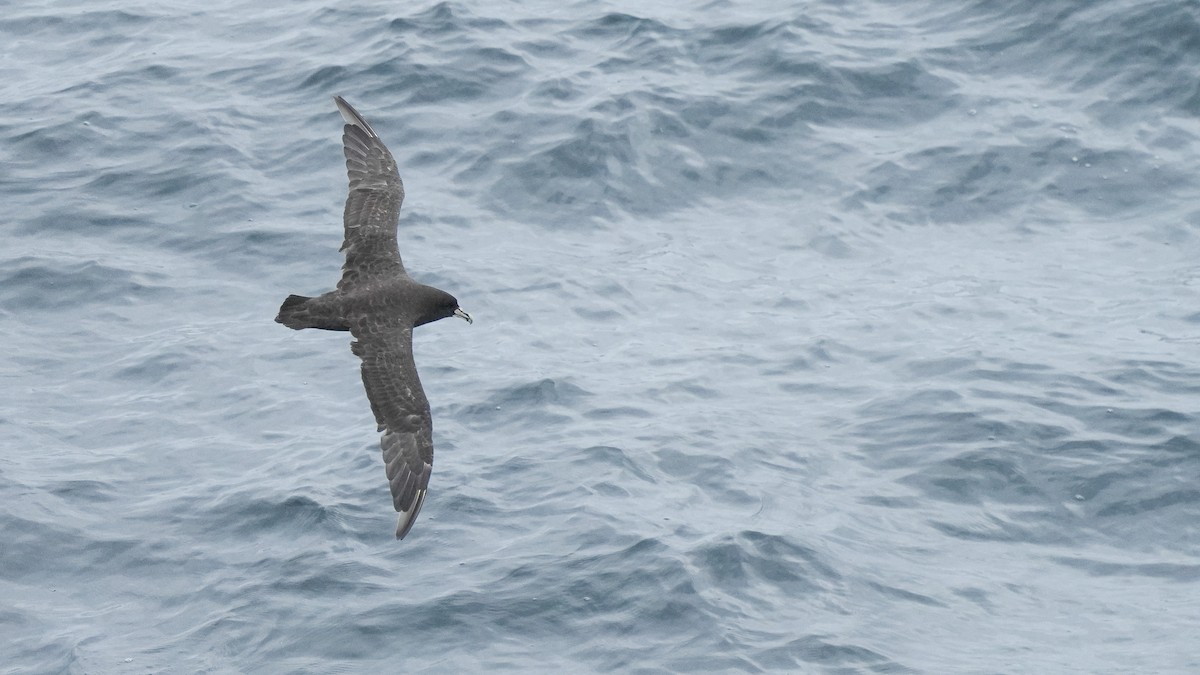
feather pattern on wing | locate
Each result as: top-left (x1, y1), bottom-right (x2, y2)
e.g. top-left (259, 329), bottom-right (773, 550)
top-left (335, 95), bottom-right (407, 290)
top-left (350, 317), bottom-right (433, 539)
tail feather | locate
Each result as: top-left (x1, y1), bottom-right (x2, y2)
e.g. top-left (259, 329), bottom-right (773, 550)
top-left (275, 294), bottom-right (313, 329)
top-left (276, 293), bottom-right (350, 331)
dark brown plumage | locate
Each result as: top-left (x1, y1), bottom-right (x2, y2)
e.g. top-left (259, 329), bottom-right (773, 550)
top-left (276, 96), bottom-right (471, 539)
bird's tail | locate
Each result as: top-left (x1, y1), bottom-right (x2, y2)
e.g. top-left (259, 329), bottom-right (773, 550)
top-left (276, 294), bottom-right (351, 331)
top-left (275, 295), bottom-right (314, 329)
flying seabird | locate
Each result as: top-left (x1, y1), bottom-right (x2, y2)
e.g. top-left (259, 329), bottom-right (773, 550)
top-left (275, 96), bottom-right (472, 539)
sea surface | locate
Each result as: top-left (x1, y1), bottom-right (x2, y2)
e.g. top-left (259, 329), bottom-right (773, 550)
top-left (3, 0), bottom-right (1199, 672)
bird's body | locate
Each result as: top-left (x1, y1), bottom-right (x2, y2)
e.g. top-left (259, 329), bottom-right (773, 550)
top-left (276, 96), bottom-right (471, 539)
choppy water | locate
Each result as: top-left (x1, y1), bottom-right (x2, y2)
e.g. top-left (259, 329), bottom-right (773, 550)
top-left (3, 0), bottom-right (1200, 672)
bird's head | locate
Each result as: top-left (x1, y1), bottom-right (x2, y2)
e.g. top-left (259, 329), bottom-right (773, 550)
top-left (415, 287), bottom-right (472, 327)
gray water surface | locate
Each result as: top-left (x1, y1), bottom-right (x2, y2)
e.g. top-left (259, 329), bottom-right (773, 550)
top-left (3, 0), bottom-right (1199, 672)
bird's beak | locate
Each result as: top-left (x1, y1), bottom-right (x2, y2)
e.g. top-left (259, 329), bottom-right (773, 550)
top-left (454, 308), bottom-right (473, 324)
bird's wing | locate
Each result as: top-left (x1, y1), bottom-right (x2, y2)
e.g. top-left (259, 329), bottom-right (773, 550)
top-left (350, 317), bottom-right (433, 539)
top-left (334, 96), bottom-right (407, 290)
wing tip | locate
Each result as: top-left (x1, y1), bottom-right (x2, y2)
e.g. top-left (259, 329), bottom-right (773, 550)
top-left (333, 95), bottom-right (378, 138)
top-left (394, 488), bottom-right (428, 540)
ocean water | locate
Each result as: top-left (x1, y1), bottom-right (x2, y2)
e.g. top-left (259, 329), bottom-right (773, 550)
top-left (3, 0), bottom-right (1199, 672)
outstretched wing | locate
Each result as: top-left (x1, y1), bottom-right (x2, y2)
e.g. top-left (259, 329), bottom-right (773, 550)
top-left (350, 317), bottom-right (433, 539)
top-left (334, 96), bottom-right (407, 290)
